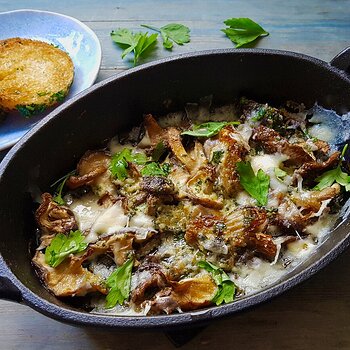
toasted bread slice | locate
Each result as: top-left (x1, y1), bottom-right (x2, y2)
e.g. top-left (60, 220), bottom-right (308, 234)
top-left (0, 38), bottom-right (74, 116)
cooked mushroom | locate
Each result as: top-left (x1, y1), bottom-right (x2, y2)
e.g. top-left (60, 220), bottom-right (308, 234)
top-left (186, 165), bottom-right (223, 209)
top-left (252, 125), bottom-right (314, 166)
top-left (291, 183), bottom-right (341, 213)
top-left (146, 273), bottom-right (218, 314)
top-left (217, 125), bottom-right (248, 197)
top-left (32, 251), bottom-right (107, 297)
top-left (35, 193), bottom-right (77, 245)
top-left (292, 151), bottom-right (340, 184)
top-left (167, 127), bottom-right (195, 171)
top-left (66, 150), bottom-right (112, 193)
top-left (131, 261), bottom-right (168, 305)
top-left (141, 176), bottom-right (175, 195)
top-left (170, 273), bottom-right (218, 311)
top-left (247, 233), bottom-right (277, 261)
top-left (185, 214), bottom-right (228, 255)
top-left (138, 114), bottom-right (167, 148)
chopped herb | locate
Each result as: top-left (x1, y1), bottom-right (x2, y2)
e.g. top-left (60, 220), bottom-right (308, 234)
top-left (198, 260), bottom-right (236, 305)
top-left (151, 141), bottom-right (167, 161)
top-left (110, 148), bottom-right (148, 180)
top-left (141, 162), bottom-right (171, 177)
top-left (16, 103), bottom-right (46, 117)
top-left (37, 91), bottom-right (48, 97)
top-left (302, 128), bottom-right (318, 142)
top-left (222, 17), bottom-right (269, 48)
top-left (182, 121), bottom-right (240, 138)
top-left (214, 222), bottom-right (226, 234)
top-left (105, 258), bottom-right (133, 308)
top-left (251, 107), bottom-right (266, 121)
top-left (314, 144), bottom-right (350, 191)
top-left (45, 230), bottom-right (88, 268)
top-left (236, 161), bottom-right (270, 206)
top-left (274, 167), bottom-right (287, 182)
top-left (110, 28), bottom-right (158, 66)
top-left (211, 150), bottom-right (225, 165)
top-left (50, 90), bottom-right (66, 103)
top-left (141, 23), bottom-right (190, 49)
top-left (110, 155), bottom-right (128, 180)
top-left (51, 170), bottom-right (75, 205)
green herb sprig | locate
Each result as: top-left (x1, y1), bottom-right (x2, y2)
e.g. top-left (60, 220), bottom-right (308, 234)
top-left (110, 29), bottom-right (158, 66)
top-left (274, 167), bottom-right (287, 182)
top-left (182, 121), bottom-right (240, 138)
top-left (198, 261), bottom-right (236, 305)
top-left (141, 23), bottom-right (190, 49)
top-left (45, 230), bottom-right (88, 268)
top-left (110, 148), bottom-right (148, 180)
top-left (51, 170), bottom-right (75, 205)
top-left (140, 162), bottom-right (171, 177)
top-left (314, 144), bottom-right (350, 191)
top-left (222, 17), bottom-right (269, 48)
top-left (236, 161), bottom-right (270, 206)
top-left (105, 258), bottom-right (134, 308)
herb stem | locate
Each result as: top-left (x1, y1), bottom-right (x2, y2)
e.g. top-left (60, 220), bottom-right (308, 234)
top-left (141, 24), bottom-right (161, 33)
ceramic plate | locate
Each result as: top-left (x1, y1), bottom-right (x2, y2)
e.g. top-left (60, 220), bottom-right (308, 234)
top-left (0, 9), bottom-right (102, 150)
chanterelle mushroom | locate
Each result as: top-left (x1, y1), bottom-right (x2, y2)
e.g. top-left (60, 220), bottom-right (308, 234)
top-left (35, 193), bottom-right (77, 247)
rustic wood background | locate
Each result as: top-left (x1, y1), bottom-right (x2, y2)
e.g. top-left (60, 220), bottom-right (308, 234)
top-left (1, 0), bottom-right (350, 349)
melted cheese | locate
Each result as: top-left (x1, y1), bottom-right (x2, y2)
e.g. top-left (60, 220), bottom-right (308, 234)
top-left (87, 201), bottom-right (128, 243)
top-left (129, 212), bottom-right (154, 229)
top-left (250, 153), bottom-right (289, 195)
top-left (236, 190), bottom-right (257, 206)
top-left (236, 123), bottom-right (253, 144)
top-left (308, 123), bottom-right (335, 143)
top-left (250, 153), bottom-right (288, 174)
top-left (70, 193), bottom-right (103, 232)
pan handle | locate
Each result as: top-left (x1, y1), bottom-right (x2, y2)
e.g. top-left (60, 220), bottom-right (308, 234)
top-left (0, 257), bottom-right (22, 302)
top-left (330, 46), bottom-right (350, 73)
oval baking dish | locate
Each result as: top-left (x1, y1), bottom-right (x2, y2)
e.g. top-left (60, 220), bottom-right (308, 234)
top-left (0, 47), bottom-right (350, 330)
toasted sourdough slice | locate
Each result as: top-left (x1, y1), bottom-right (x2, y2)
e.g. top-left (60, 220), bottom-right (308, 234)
top-left (0, 37), bottom-right (74, 116)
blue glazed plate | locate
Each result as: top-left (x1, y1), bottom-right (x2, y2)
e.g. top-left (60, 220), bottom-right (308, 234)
top-left (0, 9), bottom-right (102, 150)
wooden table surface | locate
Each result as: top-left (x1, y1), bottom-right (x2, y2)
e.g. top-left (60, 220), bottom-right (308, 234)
top-left (1, 0), bottom-right (350, 349)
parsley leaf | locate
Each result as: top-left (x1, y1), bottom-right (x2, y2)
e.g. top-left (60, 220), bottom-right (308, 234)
top-left (211, 150), bottom-right (225, 165)
top-left (141, 23), bottom-right (190, 49)
top-left (198, 260), bottom-right (236, 305)
top-left (274, 167), bottom-right (287, 182)
top-left (314, 145), bottom-right (350, 191)
top-left (236, 161), bottom-right (270, 206)
top-left (110, 28), bottom-right (158, 66)
top-left (182, 121), bottom-right (239, 138)
top-left (141, 162), bottom-right (171, 177)
top-left (222, 18), bottom-right (269, 48)
top-left (105, 258), bottom-right (133, 308)
top-left (45, 230), bottom-right (88, 268)
top-left (51, 170), bottom-right (75, 205)
top-left (110, 148), bottom-right (148, 180)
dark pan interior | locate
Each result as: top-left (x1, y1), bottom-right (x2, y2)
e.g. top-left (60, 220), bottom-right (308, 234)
top-left (1, 49), bottom-right (350, 326)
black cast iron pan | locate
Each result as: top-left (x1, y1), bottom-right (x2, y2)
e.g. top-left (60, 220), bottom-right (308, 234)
top-left (1, 48), bottom-right (350, 334)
